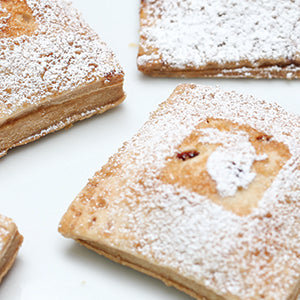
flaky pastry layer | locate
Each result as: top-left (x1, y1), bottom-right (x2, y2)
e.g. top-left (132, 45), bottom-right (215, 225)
top-left (0, 81), bottom-right (125, 157)
top-left (0, 215), bottom-right (23, 283)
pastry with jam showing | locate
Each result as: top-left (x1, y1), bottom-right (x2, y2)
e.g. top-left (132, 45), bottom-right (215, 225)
top-left (59, 84), bottom-right (300, 300)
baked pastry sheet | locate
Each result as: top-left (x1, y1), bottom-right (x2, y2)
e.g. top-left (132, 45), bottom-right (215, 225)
top-left (0, 0), bottom-right (125, 157)
top-left (138, 0), bottom-right (300, 78)
top-left (60, 84), bottom-right (300, 300)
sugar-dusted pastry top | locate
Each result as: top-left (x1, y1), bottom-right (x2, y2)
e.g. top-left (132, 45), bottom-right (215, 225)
top-left (0, 0), bottom-right (123, 120)
top-left (138, 0), bottom-right (300, 74)
top-left (60, 84), bottom-right (300, 299)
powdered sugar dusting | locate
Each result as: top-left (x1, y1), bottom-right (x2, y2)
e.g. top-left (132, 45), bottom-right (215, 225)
top-left (138, 0), bottom-right (300, 71)
top-left (119, 85), bottom-right (300, 298)
top-left (0, 0), bottom-right (123, 117)
top-left (66, 85), bottom-right (300, 299)
top-left (199, 128), bottom-right (268, 197)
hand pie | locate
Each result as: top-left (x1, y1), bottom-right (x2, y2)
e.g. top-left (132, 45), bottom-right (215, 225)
top-left (0, 214), bottom-right (23, 283)
top-left (138, 0), bottom-right (300, 78)
top-left (0, 0), bottom-right (125, 157)
top-left (59, 84), bottom-right (300, 300)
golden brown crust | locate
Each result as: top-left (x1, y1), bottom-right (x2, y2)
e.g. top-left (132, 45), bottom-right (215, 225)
top-left (0, 0), bottom-right (37, 38)
top-left (137, 64), bottom-right (300, 79)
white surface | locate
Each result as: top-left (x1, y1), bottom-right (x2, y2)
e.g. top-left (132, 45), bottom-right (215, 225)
top-left (0, 1), bottom-right (299, 299)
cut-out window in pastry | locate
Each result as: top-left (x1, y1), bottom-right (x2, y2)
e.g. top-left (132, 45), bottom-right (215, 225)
top-left (160, 119), bottom-right (291, 216)
top-left (0, 0), bottom-right (37, 38)
top-left (198, 128), bottom-right (267, 198)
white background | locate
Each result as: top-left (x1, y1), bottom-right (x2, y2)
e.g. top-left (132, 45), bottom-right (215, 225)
top-left (0, 0), bottom-right (299, 299)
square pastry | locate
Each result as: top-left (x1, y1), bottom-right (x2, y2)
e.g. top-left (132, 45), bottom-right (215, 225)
top-left (137, 0), bottom-right (300, 78)
top-left (0, 0), bottom-right (125, 157)
top-left (0, 214), bottom-right (23, 283)
top-left (59, 84), bottom-right (300, 300)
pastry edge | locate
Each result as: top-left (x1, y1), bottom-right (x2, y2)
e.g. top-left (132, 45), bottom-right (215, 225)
top-left (76, 239), bottom-right (221, 300)
top-left (0, 229), bottom-right (23, 283)
top-left (0, 82), bottom-right (125, 158)
top-left (67, 237), bottom-right (300, 300)
top-left (137, 64), bottom-right (300, 78)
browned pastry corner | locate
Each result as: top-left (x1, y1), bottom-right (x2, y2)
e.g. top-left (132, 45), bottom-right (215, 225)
top-left (0, 0), bottom-right (125, 158)
top-left (137, 0), bottom-right (300, 78)
top-left (0, 214), bottom-right (23, 283)
top-left (59, 84), bottom-right (300, 300)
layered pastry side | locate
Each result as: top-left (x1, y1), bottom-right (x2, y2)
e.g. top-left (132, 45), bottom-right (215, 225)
top-left (137, 0), bottom-right (300, 78)
top-left (0, 214), bottom-right (23, 283)
top-left (59, 84), bottom-right (300, 300)
top-left (0, 0), bottom-right (125, 157)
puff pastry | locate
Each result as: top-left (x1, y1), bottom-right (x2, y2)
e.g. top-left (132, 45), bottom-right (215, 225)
top-left (59, 84), bottom-right (300, 300)
top-left (0, 0), bottom-right (125, 157)
top-left (0, 214), bottom-right (23, 283)
top-left (137, 0), bottom-right (300, 78)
